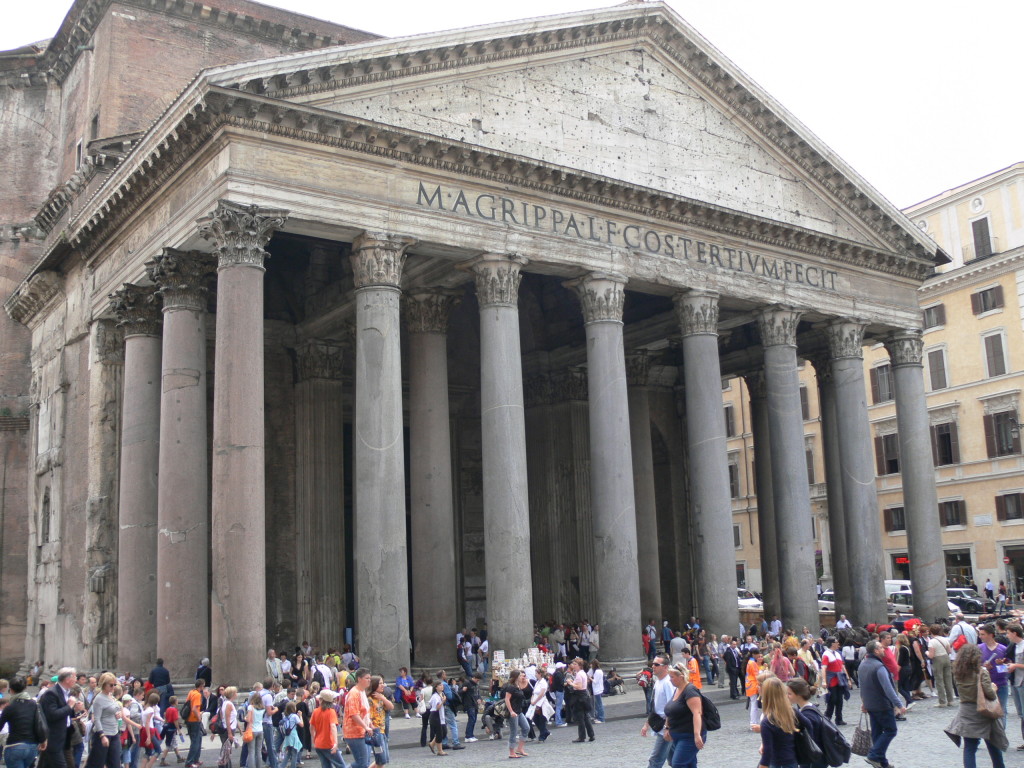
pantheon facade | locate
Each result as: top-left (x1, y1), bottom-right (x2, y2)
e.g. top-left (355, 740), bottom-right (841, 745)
top-left (3, 1), bottom-right (949, 684)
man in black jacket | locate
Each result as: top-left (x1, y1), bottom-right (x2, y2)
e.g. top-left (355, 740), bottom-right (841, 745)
top-left (724, 637), bottom-right (742, 699)
top-left (39, 668), bottom-right (79, 768)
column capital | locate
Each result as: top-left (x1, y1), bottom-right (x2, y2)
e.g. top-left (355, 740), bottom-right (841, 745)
top-left (198, 200), bottom-right (289, 270)
top-left (807, 353), bottom-right (833, 384)
top-left (743, 369), bottom-right (768, 400)
top-left (92, 318), bottom-right (125, 365)
top-left (885, 329), bottom-right (925, 368)
top-left (823, 318), bottom-right (867, 360)
top-left (403, 289), bottom-right (461, 334)
top-left (673, 289), bottom-right (719, 337)
top-left (146, 249), bottom-right (216, 311)
top-left (626, 350), bottom-right (651, 387)
top-left (295, 340), bottom-right (345, 382)
top-left (466, 253), bottom-right (527, 308)
top-left (350, 232), bottom-right (416, 289)
top-left (109, 283), bottom-right (162, 337)
top-left (756, 304), bottom-right (802, 347)
top-left (566, 271), bottom-right (627, 324)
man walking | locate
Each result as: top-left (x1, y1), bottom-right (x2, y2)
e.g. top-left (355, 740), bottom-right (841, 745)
top-left (39, 668), bottom-right (80, 768)
top-left (437, 671), bottom-right (464, 750)
top-left (639, 655), bottom-right (675, 768)
top-left (859, 640), bottom-right (905, 768)
top-left (259, 680), bottom-right (280, 768)
top-left (184, 679), bottom-right (206, 768)
top-left (724, 638), bottom-right (742, 700)
top-left (148, 659), bottom-right (172, 713)
top-left (265, 650), bottom-right (282, 686)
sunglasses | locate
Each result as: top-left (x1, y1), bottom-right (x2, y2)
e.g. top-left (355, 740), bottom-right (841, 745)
top-left (652, 662), bottom-right (666, 667)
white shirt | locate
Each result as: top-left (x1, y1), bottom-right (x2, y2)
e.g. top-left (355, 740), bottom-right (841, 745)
top-left (770, 620), bottom-right (783, 636)
top-left (651, 675), bottom-right (675, 725)
top-left (479, 640), bottom-right (489, 655)
top-left (1013, 641), bottom-right (1024, 687)
top-left (836, 619), bottom-right (852, 629)
top-left (530, 677), bottom-right (548, 705)
top-left (590, 669), bottom-right (605, 696)
top-left (280, 659), bottom-right (292, 675)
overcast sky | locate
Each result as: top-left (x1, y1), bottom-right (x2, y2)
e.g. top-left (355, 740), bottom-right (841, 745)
top-left (4, 0), bottom-right (1020, 209)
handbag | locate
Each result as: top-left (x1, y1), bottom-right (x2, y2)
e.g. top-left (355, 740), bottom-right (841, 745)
top-left (793, 709), bottom-right (824, 765)
top-left (977, 675), bottom-right (1004, 720)
top-left (242, 725), bottom-right (254, 744)
top-left (850, 713), bottom-right (872, 757)
top-left (951, 634), bottom-right (968, 652)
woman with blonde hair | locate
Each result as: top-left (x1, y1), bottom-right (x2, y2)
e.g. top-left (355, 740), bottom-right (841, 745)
top-left (245, 692), bottom-right (266, 768)
top-left (758, 677), bottom-right (810, 768)
top-left (663, 662), bottom-right (705, 767)
top-left (216, 688), bottom-right (239, 768)
top-left (140, 692), bottom-right (164, 768)
top-left (785, 678), bottom-right (826, 768)
top-left (945, 643), bottom-right (1008, 768)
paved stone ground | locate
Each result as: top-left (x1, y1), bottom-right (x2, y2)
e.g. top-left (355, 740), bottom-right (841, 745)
top-left (184, 684), bottom-right (1018, 767)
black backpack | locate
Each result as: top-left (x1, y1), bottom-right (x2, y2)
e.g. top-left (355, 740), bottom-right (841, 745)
top-left (312, 668), bottom-right (326, 688)
top-left (698, 691), bottom-right (720, 731)
top-left (816, 711), bottom-right (852, 766)
top-left (179, 698), bottom-right (192, 721)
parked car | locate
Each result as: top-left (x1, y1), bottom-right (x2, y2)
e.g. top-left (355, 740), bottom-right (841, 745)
top-left (947, 588), bottom-right (995, 614)
top-left (889, 589), bottom-right (958, 617)
top-left (818, 589), bottom-right (835, 612)
top-left (738, 588), bottom-right (763, 609)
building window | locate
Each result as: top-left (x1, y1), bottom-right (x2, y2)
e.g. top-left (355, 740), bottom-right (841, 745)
top-left (972, 217), bottom-right (993, 260)
top-left (724, 404), bottom-right (735, 437)
top-left (984, 410), bottom-right (1020, 457)
top-left (805, 448), bottom-right (815, 484)
top-left (997, 493), bottom-right (1024, 522)
top-left (939, 500), bottom-right (966, 527)
top-left (884, 506), bottom-right (906, 532)
top-left (928, 348), bottom-right (948, 390)
top-left (870, 363), bottom-right (894, 404)
top-left (733, 524), bottom-right (742, 549)
top-left (39, 487), bottom-right (51, 544)
top-left (972, 284), bottom-right (1004, 314)
top-left (728, 461), bottom-right (740, 498)
top-left (983, 333), bottom-right (1007, 377)
top-left (923, 304), bottom-right (946, 329)
top-left (799, 385), bottom-right (810, 420)
top-left (930, 421), bottom-right (960, 465)
top-left (874, 433), bottom-right (900, 475)
top-left (736, 562), bottom-right (746, 589)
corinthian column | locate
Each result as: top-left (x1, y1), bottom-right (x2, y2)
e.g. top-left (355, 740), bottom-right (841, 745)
top-left (469, 254), bottom-right (534, 656)
top-left (674, 290), bottom-right (739, 637)
top-left (755, 306), bottom-right (817, 632)
top-left (628, 352), bottom-right (662, 626)
top-left (744, 370), bottom-right (781, 621)
top-left (109, 287), bottom-right (160, 671)
top-left (200, 202), bottom-right (288, 686)
top-left (350, 232), bottom-right (415, 673)
top-left (886, 330), bottom-right (946, 623)
top-left (405, 290), bottom-right (460, 667)
top-left (824, 320), bottom-right (886, 622)
top-left (294, 341), bottom-right (345, 651)
top-left (146, 249), bottom-right (214, 679)
top-left (569, 273), bottom-right (641, 661)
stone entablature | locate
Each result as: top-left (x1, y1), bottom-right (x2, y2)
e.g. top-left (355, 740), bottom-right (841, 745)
top-left (5, 272), bottom-right (62, 326)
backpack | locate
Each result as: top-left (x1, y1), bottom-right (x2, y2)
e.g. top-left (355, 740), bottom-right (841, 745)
top-left (312, 668), bottom-right (326, 688)
top-left (179, 698), bottom-right (193, 722)
top-left (698, 691), bottom-right (721, 731)
top-left (816, 711), bottom-right (852, 767)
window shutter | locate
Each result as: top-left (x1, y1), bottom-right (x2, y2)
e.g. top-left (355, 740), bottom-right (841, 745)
top-left (1014, 416), bottom-right (1022, 455)
top-left (870, 367), bottom-right (880, 404)
top-left (993, 284), bottom-right (1005, 308)
top-left (883, 507), bottom-right (893, 532)
top-left (928, 350), bottom-right (947, 390)
top-left (984, 414), bottom-right (997, 458)
top-left (936, 304), bottom-right (946, 325)
top-left (874, 435), bottom-right (885, 476)
top-left (971, 292), bottom-right (982, 314)
top-left (949, 422), bottom-right (961, 464)
top-left (930, 424), bottom-right (940, 465)
top-left (996, 495), bottom-right (1007, 522)
top-left (800, 386), bottom-right (809, 420)
top-left (956, 499), bottom-right (966, 525)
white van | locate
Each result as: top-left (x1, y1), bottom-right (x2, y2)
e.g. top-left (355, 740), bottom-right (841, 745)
top-left (884, 579), bottom-right (911, 597)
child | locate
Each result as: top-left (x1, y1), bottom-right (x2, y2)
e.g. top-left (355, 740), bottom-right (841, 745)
top-left (160, 695), bottom-right (185, 764)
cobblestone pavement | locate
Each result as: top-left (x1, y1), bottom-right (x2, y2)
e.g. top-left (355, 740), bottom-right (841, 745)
top-left (188, 685), bottom-right (1019, 767)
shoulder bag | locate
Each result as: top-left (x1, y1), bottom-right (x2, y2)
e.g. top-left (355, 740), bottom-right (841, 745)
top-left (978, 673), bottom-right (1004, 720)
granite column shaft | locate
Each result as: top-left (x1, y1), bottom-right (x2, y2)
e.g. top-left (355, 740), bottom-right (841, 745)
top-left (110, 286), bottom-right (162, 671)
top-left (572, 273), bottom-right (642, 661)
top-left (406, 290), bottom-right (459, 668)
top-left (675, 290), bottom-right (739, 637)
top-left (628, 357), bottom-right (662, 626)
top-left (756, 306), bottom-right (818, 632)
top-left (826, 321), bottom-right (886, 623)
top-left (745, 372), bottom-right (781, 621)
top-left (887, 330), bottom-right (946, 623)
top-left (350, 232), bottom-right (414, 673)
top-left (471, 254), bottom-right (534, 656)
top-left (202, 203), bottom-right (287, 686)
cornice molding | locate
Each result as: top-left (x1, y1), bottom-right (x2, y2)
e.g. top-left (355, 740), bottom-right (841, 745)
top-left (920, 247), bottom-right (1024, 296)
top-left (4, 271), bottom-right (62, 326)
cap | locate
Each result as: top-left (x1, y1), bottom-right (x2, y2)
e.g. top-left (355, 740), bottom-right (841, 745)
top-left (318, 690), bottom-right (335, 703)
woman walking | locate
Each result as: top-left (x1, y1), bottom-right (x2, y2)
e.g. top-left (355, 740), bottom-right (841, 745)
top-left (342, 670), bottom-right (374, 768)
top-left (504, 670), bottom-right (530, 759)
top-left (757, 677), bottom-right (811, 768)
top-left (927, 624), bottom-right (955, 708)
top-left (821, 638), bottom-right (848, 725)
top-left (786, 678), bottom-right (827, 768)
top-left (141, 692), bottom-right (164, 768)
top-left (945, 643), bottom-right (1008, 768)
top-left (0, 676), bottom-right (49, 768)
top-left (427, 682), bottom-right (447, 756)
top-left (895, 634), bottom-right (917, 708)
top-left (367, 675), bottom-right (393, 766)
top-left (84, 674), bottom-right (122, 768)
top-left (664, 662), bottom-right (705, 768)
top-left (746, 649), bottom-right (764, 731)
top-left (279, 702), bottom-right (303, 768)
top-left (589, 661), bottom-right (606, 723)
top-left (245, 692), bottom-right (266, 768)
top-left (216, 688), bottom-right (239, 768)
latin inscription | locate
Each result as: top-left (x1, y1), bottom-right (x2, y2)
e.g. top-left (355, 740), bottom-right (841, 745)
top-left (417, 182), bottom-right (839, 291)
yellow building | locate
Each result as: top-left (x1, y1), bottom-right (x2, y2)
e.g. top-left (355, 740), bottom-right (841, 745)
top-left (728, 162), bottom-right (1024, 598)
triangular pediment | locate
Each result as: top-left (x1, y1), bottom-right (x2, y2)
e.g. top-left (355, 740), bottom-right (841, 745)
top-left (202, 2), bottom-right (940, 260)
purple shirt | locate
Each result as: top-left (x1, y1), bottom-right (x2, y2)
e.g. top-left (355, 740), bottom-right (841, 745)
top-left (980, 642), bottom-right (1009, 686)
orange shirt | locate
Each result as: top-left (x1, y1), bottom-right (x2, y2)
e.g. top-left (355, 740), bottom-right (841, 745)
top-left (186, 689), bottom-right (203, 723)
top-left (745, 658), bottom-right (760, 697)
top-left (309, 707), bottom-right (338, 750)
top-left (342, 690), bottom-right (369, 739)
top-left (687, 657), bottom-right (702, 689)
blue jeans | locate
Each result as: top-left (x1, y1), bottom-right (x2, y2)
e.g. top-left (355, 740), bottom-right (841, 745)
top-left (313, 747), bottom-right (347, 768)
top-left (594, 694), bottom-right (605, 720)
top-left (342, 738), bottom-right (369, 768)
top-left (646, 733), bottom-right (673, 768)
top-left (465, 707), bottom-right (477, 739)
top-left (282, 747), bottom-right (299, 768)
top-left (5, 743), bottom-right (40, 768)
top-left (963, 737), bottom-right (1006, 768)
top-left (507, 713), bottom-right (529, 750)
top-left (85, 733), bottom-right (122, 768)
top-left (1011, 685), bottom-right (1024, 740)
top-left (866, 709), bottom-right (897, 765)
top-left (669, 731), bottom-right (704, 768)
top-left (263, 726), bottom-right (279, 768)
top-left (996, 684), bottom-right (1009, 731)
top-left (186, 722), bottom-right (203, 765)
top-left (554, 692), bottom-right (566, 725)
top-left (442, 706), bottom-right (459, 747)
